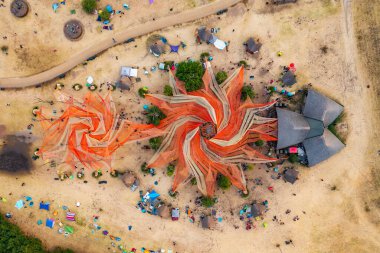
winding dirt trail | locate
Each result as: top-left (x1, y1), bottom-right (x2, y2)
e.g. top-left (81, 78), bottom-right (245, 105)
top-left (0, 0), bottom-right (241, 89)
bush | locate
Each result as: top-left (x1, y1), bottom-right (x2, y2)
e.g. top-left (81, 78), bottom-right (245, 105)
top-left (140, 162), bottom-right (149, 174)
top-left (146, 106), bottom-right (166, 126)
top-left (99, 8), bottom-right (110, 21)
top-left (241, 85), bottom-right (255, 101)
top-left (1, 45), bottom-right (8, 53)
top-left (288, 154), bottom-right (299, 163)
top-left (166, 164), bottom-right (175, 176)
top-left (81, 0), bottom-right (97, 14)
top-left (163, 85), bottom-right (173, 96)
top-left (216, 71), bottom-right (228, 84)
top-left (191, 177), bottom-right (197, 185)
top-left (255, 140), bottom-right (264, 147)
top-left (138, 87), bottom-right (148, 98)
top-left (201, 196), bottom-right (216, 208)
top-left (217, 174), bottom-right (231, 189)
top-left (238, 60), bottom-right (248, 68)
top-left (200, 52), bottom-right (210, 62)
top-left (149, 137), bottom-right (163, 151)
top-left (0, 214), bottom-right (74, 252)
top-left (175, 61), bottom-right (205, 92)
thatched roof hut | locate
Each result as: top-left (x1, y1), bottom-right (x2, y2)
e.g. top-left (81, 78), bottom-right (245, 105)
top-left (64, 20), bottom-right (84, 41)
top-left (11, 0), bottom-right (29, 18)
top-left (157, 205), bottom-right (170, 219)
top-left (122, 172), bottom-right (136, 187)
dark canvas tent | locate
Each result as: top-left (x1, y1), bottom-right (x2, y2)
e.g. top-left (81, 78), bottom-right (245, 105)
top-left (246, 38), bottom-right (262, 54)
top-left (251, 203), bottom-right (263, 218)
top-left (39, 202), bottom-right (50, 211)
top-left (197, 27), bottom-right (212, 43)
top-left (45, 218), bottom-right (54, 229)
top-left (282, 70), bottom-right (297, 86)
top-left (283, 168), bottom-right (299, 184)
top-left (201, 216), bottom-right (216, 229)
top-left (150, 43), bottom-right (165, 57)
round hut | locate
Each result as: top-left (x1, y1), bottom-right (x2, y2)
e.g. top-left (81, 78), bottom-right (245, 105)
top-left (11, 0), bottom-right (29, 18)
top-left (64, 20), bottom-right (84, 41)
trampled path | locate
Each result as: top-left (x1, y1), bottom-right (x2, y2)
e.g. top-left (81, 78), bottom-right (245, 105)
top-left (0, 0), bottom-right (241, 89)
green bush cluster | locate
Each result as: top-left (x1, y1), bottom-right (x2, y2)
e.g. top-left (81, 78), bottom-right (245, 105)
top-left (217, 174), bottom-right (231, 189)
top-left (81, 0), bottom-right (97, 14)
top-left (255, 140), bottom-right (264, 147)
top-left (216, 71), bottom-right (228, 84)
top-left (99, 8), bottom-right (111, 21)
top-left (163, 85), bottom-right (173, 96)
top-left (146, 106), bottom-right (166, 126)
top-left (149, 137), bottom-right (163, 151)
top-left (166, 164), bottom-right (175, 176)
top-left (201, 196), bottom-right (216, 208)
top-left (175, 61), bottom-right (205, 92)
top-left (138, 87), bottom-right (148, 98)
top-left (200, 52), bottom-right (210, 62)
top-left (241, 85), bottom-right (255, 101)
top-left (288, 154), bottom-right (299, 163)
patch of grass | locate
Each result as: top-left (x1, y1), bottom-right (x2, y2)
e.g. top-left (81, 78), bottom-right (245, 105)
top-left (217, 174), bottom-right (231, 189)
top-left (216, 71), bottom-right (228, 84)
top-left (166, 164), bottom-right (175, 176)
top-left (149, 137), bottom-right (163, 151)
top-left (201, 196), bottom-right (216, 208)
top-left (327, 113), bottom-right (345, 143)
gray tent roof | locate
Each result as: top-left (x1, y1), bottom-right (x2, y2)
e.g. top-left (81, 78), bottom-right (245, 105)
top-left (246, 38), bottom-right (262, 53)
top-left (209, 34), bottom-right (218, 44)
top-left (276, 108), bottom-right (310, 149)
top-left (303, 89), bottom-right (343, 126)
top-left (283, 168), bottom-right (299, 184)
top-left (251, 203), bottom-right (263, 218)
top-left (282, 71), bottom-right (297, 86)
top-left (198, 28), bottom-right (212, 42)
top-left (303, 130), bottom-right (345, 166)
top-left (150, 44), bottom-right (165, 56)
top-left (201, 216), bottom-right (215, 229)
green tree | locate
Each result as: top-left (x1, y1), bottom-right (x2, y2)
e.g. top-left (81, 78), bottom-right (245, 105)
top-left (241, 85), bottom-right (255, 101)
top-left (288, 154), bottom-right (299, 163)
top-left (175, 61), bottom-right (205, 92)
top-left (163, 85), bottom-right (173, 96)
top-left (255, 140), bottom-right (264, 147)
top-left (99, 8), bottom-right (110, 21)
top-left (190, 177), bottom-right (197, 185)
top-left (166, 164), bottom-right (175, 176)
top-left (217, 174), bottom-right (231, 189)
top-left (146, 106), bottom-right (166, 126)
top-left (216, 71), bottom-right (228, 84)
top-left (149, 137), bottom-right (163, 151)
top-left (138, 87), bottom-right (148, 98)
top-left (200, 52), bottom-right (210, 62)
top-left (81, 0), bottom-right (97, 14)
top-left (238, 60), bottom-right (248, 68)
top-left (201, 196), bottom-right (216, 208)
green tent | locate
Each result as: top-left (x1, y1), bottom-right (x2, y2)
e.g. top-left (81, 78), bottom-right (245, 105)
top-left (64, 225), bottom-right (74, 234)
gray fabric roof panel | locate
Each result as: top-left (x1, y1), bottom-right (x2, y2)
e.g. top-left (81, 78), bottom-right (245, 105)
top-left (283, 168), bottom-right (299, 184)
top-left (303, 89), bottom-right (343, 126)
top-left (305, 117), bottom-right (324, 139)
top-left (276, 108), bottom-right (310, 149)
top-left (198, 28), bottom-right (212, 42)
top-left (303, 130), bottom-right (345, 167)
top-left (282, 71), bottom-right (297, 86)
top-left (246, 38), bottom-right (262, 53)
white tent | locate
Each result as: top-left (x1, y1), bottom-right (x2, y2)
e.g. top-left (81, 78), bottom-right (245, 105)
top-left (213, 39), bottom-right (226, 50)
top-left (120, 67), bottom-right (138, 77)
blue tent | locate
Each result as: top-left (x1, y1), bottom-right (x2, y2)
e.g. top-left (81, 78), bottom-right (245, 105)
top-left (169, 45), bottom-right (180, 53)
top-left (39, 202), bottom-right (50, 211)
top-left (148, 190), bottom-right (160, 201)
top-left (15, 200), bottom-right (24, 210)
top-left (106, 5), bottom-right (113, 13)
top-left (46, 219), bottom-right (55, 229)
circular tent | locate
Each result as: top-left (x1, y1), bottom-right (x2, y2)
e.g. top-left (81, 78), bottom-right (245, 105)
top-left (64, 20), bottom-right (84, 41)
top-left (11, 0), bottom-right (29, 18)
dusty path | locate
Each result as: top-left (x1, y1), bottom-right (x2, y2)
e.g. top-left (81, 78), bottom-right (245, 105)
top-left (0, 0), bottom-right (241, 89)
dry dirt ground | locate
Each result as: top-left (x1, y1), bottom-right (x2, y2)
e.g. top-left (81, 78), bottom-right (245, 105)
top-left (0, 0), bottom-right (379, 253)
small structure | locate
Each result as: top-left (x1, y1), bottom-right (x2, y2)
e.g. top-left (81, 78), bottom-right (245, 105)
top-left (171, 208), bottom-right (180, 221)
top-left (273, 0), bottom-right (298, 4)
top-left (120, 67), bottom-right (138, 78)
top-left (66, 212), bottom-right (76, 221)
top-left (11, 0), bottom-right (29, 18)
top-left (213, 39), bottom-right (226, 50)
top-left (122, 172), bottom-right (137, 187)
top-left (197, 27), bottom-right (212, 43)
top-left (282, 70), bottom-right (297, 86)
top-left (45, 218), bottom-right (55, 229)
top-left (116, 76), bottom-right (132, 91)
top-left (15, 200), bottom-right (24, 210)
top-left (283, 168), bottom-right (299, 184)
top-left (157, 205), bottom-right (170, 219)
top-left (251, 203), bottom-right (263, 218)
top-left (150, 43), bottom-right (165, 57)
top-left (200, 215), bottom-right (215, 229)
top-left (64, 20), bottom-right (84, 41)
top-left (39, 202), bottom-right (50, 211)
top-left (245, 37), bottom-right (262, 54)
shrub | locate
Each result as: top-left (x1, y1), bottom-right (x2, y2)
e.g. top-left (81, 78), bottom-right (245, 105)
top-left (216, 71), bottom-right (228, 84)
top-left (191, 177), bottom-right (197, 185)
top-left (175, 61), bottom-right (205, 92)
top-left (255, 140), bottom-right (264, 147)
top-left (241, 85), bottom-right (255, 101)
top-left (288, 154), bottom-right (299, 163)
top-left (99, 8), bottom-right (110, 21)
top-left (217, 174), bottom-right (231, 189)
top-left (149, 137), bottom-right (163, 151)
top-left (81, 0), bottom-right (97, 14)
top-left (138, 87), bottom-right (148, 98)
top-left (146, 106), bottom-right (166, 126)
top-left (238, 60), bottom-right (248, 68)
top-left (201, 196), bottom-right (216, 208)
top-left (1, 45), bottom-right (8, 53)
top-left (163, 85), bottom-right (173, 96)
top-left (166, 164), bottom-right (175, 176)
top-left (140, 162), bottom-right (149, 174)
top-left (200, 52), bottom-right (210, 62)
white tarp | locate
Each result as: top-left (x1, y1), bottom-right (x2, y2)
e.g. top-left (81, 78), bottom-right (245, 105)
top-left (213, 39), bottom-right (226, 50)
top-left (120, 67), bottom-right (138, 77)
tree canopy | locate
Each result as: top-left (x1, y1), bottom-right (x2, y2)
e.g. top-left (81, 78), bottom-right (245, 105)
top-left (163, 85), bottom-right (173, 96)
top-left (146, 106), bottom-right (166, 126)
top-left (217, 174), bottom-right (231, 189)
top-left (99, 8), bottom-right (110, 21)
top-left (216, 71), bottom-right (228, 84)
top-left (241, 85), bottom-right (255, 101)
top-left (175, 61), bottom-right (205, 92)
top-left (149, 137), bottom-right (163, 151)
top-left (81, 0), bottom-right (97, 14)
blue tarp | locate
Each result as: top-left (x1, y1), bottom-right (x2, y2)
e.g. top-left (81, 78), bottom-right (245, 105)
top-left (106, 5), bottom-right (113, 13)
top-left (15, 200), bottom-right (24, 210)
top-left (170, 45), bottom-right (180, 53)
top-left (148, 190), bottom-right (160, 201)
top-left (52, 3), bottom-right (59, 12)
top-left (46, 219), bottom-right (54, 229)
top-left (39, 202), bottom-right (50, 211)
